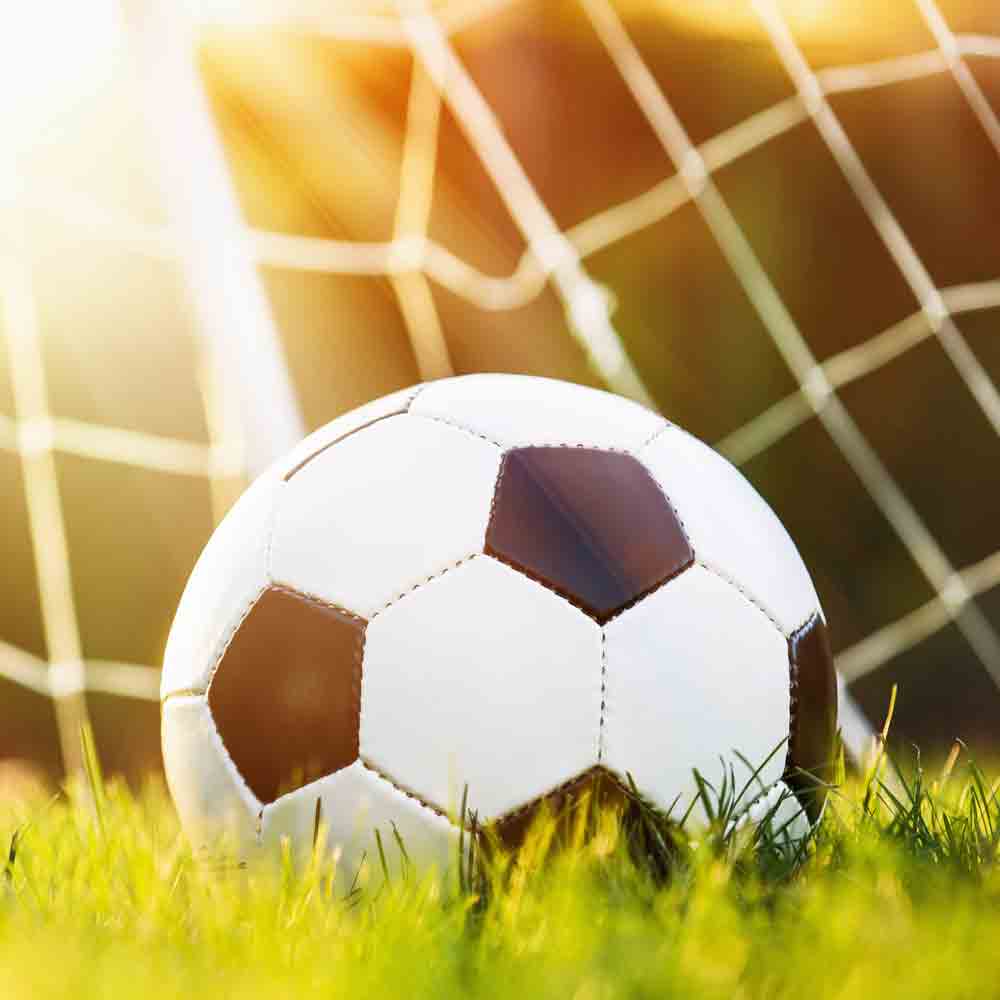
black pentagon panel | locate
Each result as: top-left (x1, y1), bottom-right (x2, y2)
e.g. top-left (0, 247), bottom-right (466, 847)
top-left (488, 766), bottom-right (630, 851)
top-left (485, 447), bottom-right (694, 623)
top-left (208, 586), bottom-right (365, 804)
top-left (785, 614), bottom-right (838, 824)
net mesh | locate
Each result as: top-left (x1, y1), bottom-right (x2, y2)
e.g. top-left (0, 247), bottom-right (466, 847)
top-left (3, 0), bottom-right (1000, 772)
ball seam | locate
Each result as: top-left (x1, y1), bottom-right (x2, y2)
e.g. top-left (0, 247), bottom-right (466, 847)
top-left (696, 559), bottom-right (786, 637)
top-left (597, 628), bottom-right (608, 763)
top-left (367, 553), bottom-right (480, 622)
top-left (406, 410), bottom-right (505, 450)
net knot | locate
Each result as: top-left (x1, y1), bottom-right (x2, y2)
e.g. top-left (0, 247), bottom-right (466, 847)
top-left (387, 234), bottom-right (426, 274)
top-left (800, 367), bottom-right (832, 411)
top-left (49, 660), bottom-right (86, 699)
top-left (16, 418), bottom-right (55, 457)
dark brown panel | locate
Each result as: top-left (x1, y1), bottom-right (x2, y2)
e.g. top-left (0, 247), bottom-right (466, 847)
top-left (484, 767), bottom-right (681, 881)
top-left (485, 447), bottom-right (693, 623)
top-left (488, 766), bottom-right (631, 851)
top-left (785, 615), bottom-right (838, 824)
top-left (208, 586), bottom-right (365, 804)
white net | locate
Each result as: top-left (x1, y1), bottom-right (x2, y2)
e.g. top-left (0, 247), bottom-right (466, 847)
top-left (2, 0), bottom-right (1000, 774)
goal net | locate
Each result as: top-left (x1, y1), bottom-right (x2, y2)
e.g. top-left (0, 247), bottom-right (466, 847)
top-left (2, 0), bottom-right (999, 779)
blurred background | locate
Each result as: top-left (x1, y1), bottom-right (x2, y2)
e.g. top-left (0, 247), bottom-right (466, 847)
top-left (1, 0), bottom-right (999, 787)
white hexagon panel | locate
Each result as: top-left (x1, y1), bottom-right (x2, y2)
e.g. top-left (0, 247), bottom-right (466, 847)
top-left (361, 555), bottom-right (603, 822)
top-left (270, 414), bottom-right (502, 618)
top-left (638, 424), bottom-right (822, 635)
top-left (602, 564), bottom-right (791, 822)
top-left (161, 695), bottom-right (260, 855)
top-left (260, 761), bottom-right (457, 891)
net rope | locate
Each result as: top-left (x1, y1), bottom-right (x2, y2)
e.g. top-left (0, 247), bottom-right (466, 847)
top-left (2, 0), bottom-right (999, 768)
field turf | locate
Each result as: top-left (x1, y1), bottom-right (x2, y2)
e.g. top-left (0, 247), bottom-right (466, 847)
top-left (1, 732), bottom-right (999, 999)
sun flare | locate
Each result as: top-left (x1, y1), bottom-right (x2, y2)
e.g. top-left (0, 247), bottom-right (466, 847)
top-left (0, 0), bottom-right (123, 146)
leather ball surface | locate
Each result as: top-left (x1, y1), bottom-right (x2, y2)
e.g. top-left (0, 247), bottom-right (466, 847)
top-left (161, 374), bottom-right (837, 882)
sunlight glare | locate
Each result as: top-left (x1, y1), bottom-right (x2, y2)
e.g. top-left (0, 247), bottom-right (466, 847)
top-left (620, 0), bottom-right (925, 46)
top-left (0, 0), bottom-right (123, 148)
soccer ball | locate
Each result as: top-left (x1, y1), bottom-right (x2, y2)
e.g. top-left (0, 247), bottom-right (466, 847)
top-left (161, 374), bottom-right (836, 881)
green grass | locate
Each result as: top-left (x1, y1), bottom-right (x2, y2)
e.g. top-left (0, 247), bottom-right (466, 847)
top-left (2, 734), bottom-right (1000, 999)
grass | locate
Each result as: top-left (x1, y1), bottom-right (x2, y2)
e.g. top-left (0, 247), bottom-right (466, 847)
top-left (2, 730), bottom-right (1000, 999)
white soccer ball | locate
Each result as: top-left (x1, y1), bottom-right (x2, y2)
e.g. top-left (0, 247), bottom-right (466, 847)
top-left (161, 374), bottom-right (836, 881)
